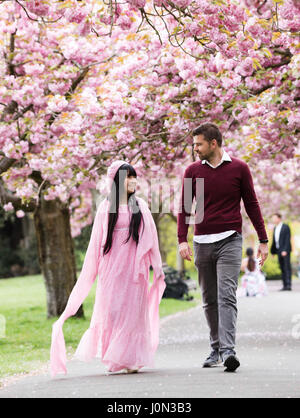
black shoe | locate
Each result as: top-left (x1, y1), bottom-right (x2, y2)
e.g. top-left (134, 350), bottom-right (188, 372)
top-left (223, 353), bottom-right (240, 372)
top-left (203, 350), bottom-right (221, 368)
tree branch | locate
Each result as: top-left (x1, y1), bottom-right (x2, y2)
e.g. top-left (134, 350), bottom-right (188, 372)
top-left (12, 103), bottom-right (34, 121)
top-left (29, 170), bottom-right (45, 186)
top-left (15, 0), bottom-right (63, 24)
top-left (47, 67), bottom-right (89, 126)
top-left (66, 67), bottom-right (89, 100)
top-left (0, 179), bottom-right (36, 212)
top-left (0, 157), bottom-right (16, 175)
top-left (7, 31), bottom-right (17, 76)
top-left (0, 100), bottom-right (18, 122)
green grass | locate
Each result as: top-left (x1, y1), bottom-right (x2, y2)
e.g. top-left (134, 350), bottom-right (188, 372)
top-left (0, 271), bottom-right (200, 382)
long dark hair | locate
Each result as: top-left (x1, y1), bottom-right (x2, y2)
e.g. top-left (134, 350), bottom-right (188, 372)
top-left (103, 163), bottom-right (144, 255)
top-left (246, 247), bottom-right (256, 272)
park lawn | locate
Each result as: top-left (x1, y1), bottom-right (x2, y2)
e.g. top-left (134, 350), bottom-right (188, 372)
top-left (0, 271), bottom-right (200, 383)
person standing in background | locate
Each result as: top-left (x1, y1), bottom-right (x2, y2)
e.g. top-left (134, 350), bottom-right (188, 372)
top-left (271, 213), bottom-right (292, 291)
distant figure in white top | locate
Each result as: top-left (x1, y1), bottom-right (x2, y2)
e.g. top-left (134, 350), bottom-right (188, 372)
top-left (238, 247), bottom-right (268, 298)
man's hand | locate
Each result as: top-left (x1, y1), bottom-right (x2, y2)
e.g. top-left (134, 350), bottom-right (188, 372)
top-left (179, 242), bottom-right (193, 261)
top-left (281, 251), bottom-right (287, 257)
top-left (257, 243), bottom-right (269, 267)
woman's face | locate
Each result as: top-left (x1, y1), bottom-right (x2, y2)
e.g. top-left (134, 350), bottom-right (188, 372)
top-left (124, 175), bottom-right (137, 194)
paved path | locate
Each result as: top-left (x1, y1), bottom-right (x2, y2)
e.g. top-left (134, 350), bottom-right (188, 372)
top-left (0, 280), bottom-right (300, 398)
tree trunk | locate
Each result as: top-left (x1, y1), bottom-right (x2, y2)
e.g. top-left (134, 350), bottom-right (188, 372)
top-left (152, 212), bottom-right (167, 263)
top-left (21, 213), bottom-right (35, 250)
top-left (33, 196), bottom-right (83, 319)
top-left (167, 213), bottom-right (185, 272)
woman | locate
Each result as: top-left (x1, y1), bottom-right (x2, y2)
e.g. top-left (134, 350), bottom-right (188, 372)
top-left (238, 247), bottom-right (268, 298)
top-left (50, 160), bottom-right (166, 377)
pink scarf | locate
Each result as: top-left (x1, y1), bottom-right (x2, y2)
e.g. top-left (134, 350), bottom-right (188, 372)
top-left (50, 161), bottom-right (166, 377)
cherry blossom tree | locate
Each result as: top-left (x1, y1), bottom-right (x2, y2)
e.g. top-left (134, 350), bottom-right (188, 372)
top-left (0, 1), bottom-right (189, 316)
top-left (0, 0), bottom-right (299, 316)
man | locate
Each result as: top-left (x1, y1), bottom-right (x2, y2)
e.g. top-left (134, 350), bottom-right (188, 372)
top-left (177, 123), bottom-right (269, 372)
top-left (271, 213), bottom-right (292, 291)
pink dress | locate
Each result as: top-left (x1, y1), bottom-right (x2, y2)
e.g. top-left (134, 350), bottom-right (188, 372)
top-left (50, 197), bottom-right (166, 377)
top-left (97, 204), bottom-right (153, 371)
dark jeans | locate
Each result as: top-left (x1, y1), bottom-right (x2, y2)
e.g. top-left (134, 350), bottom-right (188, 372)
top-left (278, 252), bottom-right (292, 289)
top-left (193, 232), bottom-right (243, 358)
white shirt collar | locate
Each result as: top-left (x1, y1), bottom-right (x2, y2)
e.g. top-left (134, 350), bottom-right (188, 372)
top-left (275, 222), bottom-right (283, 229)
top-left (202, 148), bottom-right (232, 168)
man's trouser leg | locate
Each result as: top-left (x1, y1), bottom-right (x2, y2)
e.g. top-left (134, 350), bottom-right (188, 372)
top-left (215, 233), bottom-right (243, 358)
top-left (194, 241), bottom-right (219, 351)
top-left (279, 253), bottom-right (292, 289)
top-left (194, 232), bottom-right (243, 357)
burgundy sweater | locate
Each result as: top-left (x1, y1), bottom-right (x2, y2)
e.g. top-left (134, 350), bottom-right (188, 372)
top-left (177, 157), bottom-right (268, 244)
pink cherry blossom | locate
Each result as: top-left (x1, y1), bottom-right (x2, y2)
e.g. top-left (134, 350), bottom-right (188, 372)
top-left (236, 57), bottom-right (254, 77)
top-left (47, 95), bottom-right (69, 113)
top-left (127, 0), bottom-right (147, 8)
top-left (3, 202), bottom-right (14, 211)
top-left (16, 210), bottom-right (25, 218)
top-left (26, 0), bottom-right (50, 16)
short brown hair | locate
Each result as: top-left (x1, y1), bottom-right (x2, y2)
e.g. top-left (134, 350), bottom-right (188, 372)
top-left (193, 123), bottom-right (222, 147)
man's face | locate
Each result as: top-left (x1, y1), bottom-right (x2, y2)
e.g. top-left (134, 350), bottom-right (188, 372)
top-left (272, 215), bottom-right (281, 225)
top-left (193, 134), bottom-right (215, 160)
